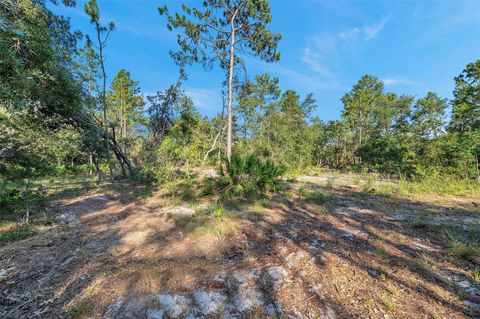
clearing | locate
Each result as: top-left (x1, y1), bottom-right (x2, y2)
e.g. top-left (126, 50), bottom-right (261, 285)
top-left (0, 173), bottom-right (479, 318)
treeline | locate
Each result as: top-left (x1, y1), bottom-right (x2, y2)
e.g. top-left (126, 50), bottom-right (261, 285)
top-left (234, 66), bottom-right (479, 180)
top-left (1, 0), bottom-right (478, 184)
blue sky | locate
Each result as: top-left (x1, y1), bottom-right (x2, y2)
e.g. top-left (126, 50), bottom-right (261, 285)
top-left (50, 0), bottom-right (480, 121)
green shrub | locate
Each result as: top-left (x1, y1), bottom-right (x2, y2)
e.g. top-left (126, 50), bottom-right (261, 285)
top-left (0, 183), bottom-right (46, 216)
top-left (209, 154), bottom-right (286, 199)
top-left (131, 166), bottom-right (173, 184)
top-left (54, 164), bottom-right (92, 176)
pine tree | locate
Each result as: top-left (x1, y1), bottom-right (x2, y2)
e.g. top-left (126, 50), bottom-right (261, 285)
top-left (159, 0), bottom-right (281, 160)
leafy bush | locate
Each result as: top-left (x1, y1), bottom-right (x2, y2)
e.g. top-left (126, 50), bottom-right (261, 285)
top-left (54, 164), bottom-right (94, 176)
top-left (131, 165), bottom-right (174, 184)
top-left (0, 183), bottom-right (46, 214)
top-left (208, 154), bottom-right (286, 199)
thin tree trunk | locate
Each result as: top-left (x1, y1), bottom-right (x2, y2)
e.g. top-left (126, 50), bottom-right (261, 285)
top-left (202, 124), bottom-right (227, 167)
top-left (94, 156), bottom-right (102, 183)
top-left (89, 154), bottom-right (93, 175)
top-left (112, 126), bottom-right (126, 177)
top-left (226, 12), bottom-right (237, 161)
top-left (97, 27), bottom-right (113, 179)
top-left (24, 177), bottom-right (30, 223)
top-left (475, 152), bottom-right (480, 183)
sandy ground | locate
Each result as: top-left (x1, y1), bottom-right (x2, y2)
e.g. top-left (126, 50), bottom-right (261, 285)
top-left (0, 175), bottom-right (479, 318)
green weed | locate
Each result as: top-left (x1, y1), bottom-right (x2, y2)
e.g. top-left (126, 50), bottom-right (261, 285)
top-left (71, 303), bottom-right (90, 318)
top-left (379, 295), bottom-right (396, 313)
top-left (0, 224), bottom-right (37, 246)
top-left (471, 268), bottom-right (480, 281)
top-left (398, 175), bottom-right (480, 197)
top-left (444, 230), bottom-right (478, 261)
top-left (416, 254), bottom-right (438, 271)
top-left (410, 211), bottom-right (431, 229)
top-left (374, 248), bottom-right (388, 259)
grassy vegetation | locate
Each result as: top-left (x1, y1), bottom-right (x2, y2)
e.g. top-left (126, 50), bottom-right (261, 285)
top-left (472, 268), bottom-right (480, 281)
top-left (416, 254), bottom-right (438, 271)
top-left (378, 295), bottom-right (396, 313)
top-left (0, 175), bottom-right (99, 246)
top-left (374, 248), bottom-right (388, 259)
top-left (445, 230), bottom-right (479, 262)
top-left (291, 169), bottom-right (480, 198)
top-left (368, 175), bottom-right (480, 197)
top-left (71, 303), bottom-right (91, 319)
top-left (397, 176), bottom-right (480, 197)
top-left (0, 223), bottom-right (38, 246)
top-left (299, 185), bottom-right (326, 205)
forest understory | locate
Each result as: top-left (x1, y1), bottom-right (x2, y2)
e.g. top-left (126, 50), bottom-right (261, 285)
top-left (1, 172), bottom-right (479, 319)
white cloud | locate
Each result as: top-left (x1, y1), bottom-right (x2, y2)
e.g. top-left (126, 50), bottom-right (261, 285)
top-left (267, 63), bottom-right (344, 92)
top-left (184, 87), bottom-right (222, 112)
top-left (382, 77), bottom-right (419, 86)
top-left (338, 27), bottom-right (360, 40)
top-left (301, 48), bottom-right (332, 77)
top-left (338, 15), bottom-right (390, 41)
top-left (300, 15), bottom-right (390, 80)
top-left (364, 15), bottom-right (390, 40)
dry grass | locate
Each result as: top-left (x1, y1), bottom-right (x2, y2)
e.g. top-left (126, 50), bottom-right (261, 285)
top-left (0, 174), bottom-right (479, 318)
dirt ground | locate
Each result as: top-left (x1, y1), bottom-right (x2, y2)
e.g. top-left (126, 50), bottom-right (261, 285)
top-left (0, 174), bottom-right (479, 318)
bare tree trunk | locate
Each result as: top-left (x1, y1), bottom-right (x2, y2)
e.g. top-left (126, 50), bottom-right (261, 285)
top-left (89, 154), bottom-right (93, 175)
top-left (202, 124), bottom-right (227, 167)
top-left (475, 152), bottom-right (480, 183)
top-left (97, 28), bottom-right (113, 179)
top-left (109, 134), bottom-right (133, 176)
top-left (94, 156), bottom-right (102, 183)
top-left (112, 126), bottom-right (126, 177)
top-left (226, 12), bottom-right (237, 161)
top-left (24, 177), bottom-right (30, 223)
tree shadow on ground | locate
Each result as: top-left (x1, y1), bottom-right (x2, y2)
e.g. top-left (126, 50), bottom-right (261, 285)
top-left (1, 177), bottom-right (479, 318)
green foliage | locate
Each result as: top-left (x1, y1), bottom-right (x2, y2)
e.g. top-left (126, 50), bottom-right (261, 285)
top-left (298, 185), bottom-right (325, 204)
top-left (107, 69), bottom-right (145, 152)
top-left (160, 0), bottom-right (281, 69)
top-left (398, 174), bottom-right (480, 197)
top-left (236, 78), bottom-right (317, 169)
top-left (411, 92), bottom-right (447, 139)
top-left (0, 224), bottom-right (37, 246)
top-left (196, 201), bottom-right (226, 219)
top-left (446, 235), bottom-right (478, 262)
top-left (410, 212), bottom-right (431, 229)
top-left (356, 136), bottom-right (418, 177)
top-left (131, 165), bottom-right (174, 185)
top-left (472, 268), bottom-right (480, 282)
top-left (416, 254), bottom-right (438, 271)
top-left (0, 183), bottom-right (46, 211)
top-left (379, 296), bottom-right (396, 313)
top-left (210, 153), bottom-right (286, 199)
top-left (439, 224), bottom-right (479, 262)
top-left (0, 179), bottom-right (53, 246)
top-left (450, 59), bottom-right (480, 133)
top-left (71, 303), bottom-right (91, 319)
top-left (1, 1), bottom-right (479, 216)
